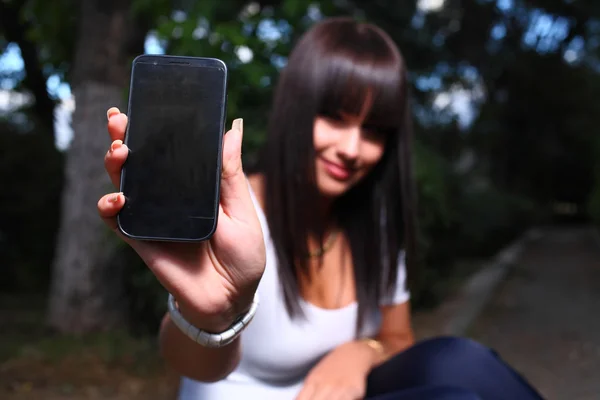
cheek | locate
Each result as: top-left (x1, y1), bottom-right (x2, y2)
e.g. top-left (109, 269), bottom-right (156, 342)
top-left (313, 119), bottom-right (338, 153)
top-left (361, 141), bottom-right (386, 169)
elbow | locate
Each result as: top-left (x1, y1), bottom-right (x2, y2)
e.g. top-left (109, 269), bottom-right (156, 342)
top-left (378, 331), bottom-right (415, 356)
top-left (161, 345), bottom-right (241, 383)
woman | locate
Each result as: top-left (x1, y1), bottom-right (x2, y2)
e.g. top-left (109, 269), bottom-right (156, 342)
top-left (98, 17), bottom-right (544, 400)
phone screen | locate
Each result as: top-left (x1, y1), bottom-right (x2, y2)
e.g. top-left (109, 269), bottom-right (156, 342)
top-left (118, 58), bottom-right (226, 241)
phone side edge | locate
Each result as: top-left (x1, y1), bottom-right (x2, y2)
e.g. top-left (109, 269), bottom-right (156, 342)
top-left (199, 59), bottom-right (228, 241)
top-left (116, 55), bottom-right (140, 240)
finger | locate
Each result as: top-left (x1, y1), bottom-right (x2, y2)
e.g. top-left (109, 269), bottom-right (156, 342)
top-left (97, 192), bottom-right (125, 231)
top-left (96, 192), bottom-right (154, 278)
top-left (107, 108), bottom-right (128, 142)
top-left (104, 139), bottom-right (129, 189)
top-left (97, 193), bottom-right (168, 284)
top-left (219, 118), bottom-right (255, 221)
top-left (107, 107), bottom-right (120, 120)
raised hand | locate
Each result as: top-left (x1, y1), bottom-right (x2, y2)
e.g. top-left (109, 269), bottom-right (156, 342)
top-left (98, 107), bottom-right (265, 332)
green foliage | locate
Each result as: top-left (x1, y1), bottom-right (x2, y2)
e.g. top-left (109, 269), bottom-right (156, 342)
top-left (587, 140), bottom-right (600, 225)
top-left (122, 249), bottom-right (168, 336)
top-left (0, 292), bottom-right (162, 372)
top-left (3, 0), bottom-right (600, 328)
top-left (410, 137), bottom-right (537, 308)
top-left (588, 175), bottom-right (600, 225)
top-left (451, 184), bottom-right (535, 256)
top-left (414, 140), bottom-right (455, 230)
top-left (0, 117), bottom-right (64, 292)
top-left (101, 230), bottom-right (167, 335)
top-left (21, 0), bottom-right (78, 83)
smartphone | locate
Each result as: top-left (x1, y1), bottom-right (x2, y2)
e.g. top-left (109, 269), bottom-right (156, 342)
top-left (117, 54), bottom-right (228, 242)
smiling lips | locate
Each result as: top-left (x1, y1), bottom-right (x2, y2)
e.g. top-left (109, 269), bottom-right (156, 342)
top-left (320, 157), bottom-right (355, 180)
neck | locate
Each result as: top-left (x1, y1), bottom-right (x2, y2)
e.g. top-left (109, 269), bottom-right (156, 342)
top-left (309, 194), bottom-right (340, 257)
top-left (315, 193), bottom-right (337, 231)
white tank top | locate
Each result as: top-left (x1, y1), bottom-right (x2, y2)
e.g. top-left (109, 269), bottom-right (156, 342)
top-left (178, 184), bottom-right (410, 400)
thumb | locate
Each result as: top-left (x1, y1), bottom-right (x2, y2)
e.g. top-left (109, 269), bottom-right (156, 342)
top-left (219, 118), bottom-right (254, 218)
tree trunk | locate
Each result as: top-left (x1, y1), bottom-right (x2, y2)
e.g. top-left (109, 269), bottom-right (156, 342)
top-left (47, 0), bottom-right (147, 333)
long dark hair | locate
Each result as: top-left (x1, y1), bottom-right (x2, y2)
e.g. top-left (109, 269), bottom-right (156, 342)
top-left (257, 17), bottom-right (417, 330)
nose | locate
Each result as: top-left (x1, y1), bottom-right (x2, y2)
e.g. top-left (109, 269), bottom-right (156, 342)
top-left (336, 126), bottom-right (361, 161)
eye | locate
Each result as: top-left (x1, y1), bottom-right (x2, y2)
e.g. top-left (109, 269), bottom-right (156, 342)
top-left (320, 113), bottom-right (349, 128)
top-left (362, 124), bottom-right (393, 142)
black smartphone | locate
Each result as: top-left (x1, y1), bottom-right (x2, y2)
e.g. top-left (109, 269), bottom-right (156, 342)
top-left (117, 54), bottom-right (228, 242)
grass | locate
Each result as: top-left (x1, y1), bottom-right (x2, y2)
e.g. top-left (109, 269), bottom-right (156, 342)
top-left (1, 329), bottom-right (162, 373)
top-left (0, 293), bottom-right (178, 399)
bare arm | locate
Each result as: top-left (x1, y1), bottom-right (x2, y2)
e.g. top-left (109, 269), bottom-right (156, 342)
top-left (371, 301), bottom-right (415, 365)
top-left (99, 111), bottom-right (265, 383)
top-left (295, 301), bottom-right (415, 399)
top-left (159, 314), bottom-right (241, 382)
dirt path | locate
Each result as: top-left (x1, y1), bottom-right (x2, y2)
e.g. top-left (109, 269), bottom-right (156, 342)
top-left (468, 227), bottom-right (600, 400)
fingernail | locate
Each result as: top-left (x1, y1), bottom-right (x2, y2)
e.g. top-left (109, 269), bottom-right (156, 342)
top-left (232, 118), bottom-right (243, 133)
top-left (110, 140), bottom-right (123, 153)
top-left (107, 107), bottom-right (120, 121)
top-left (108, 193), bottom-right (122, 203)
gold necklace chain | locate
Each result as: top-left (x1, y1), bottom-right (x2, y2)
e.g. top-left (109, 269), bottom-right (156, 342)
top-left (308, 230), bottom-right (339, 258)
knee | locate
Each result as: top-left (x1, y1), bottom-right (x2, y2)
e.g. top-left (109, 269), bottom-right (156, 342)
top-left (369, 386), bottom-right (482, 400)
top-left (411, 336), bottom-right (497, 367)
top-left (370, 336), bottom-right (497, 381)
top-left (368, 337), bottom-right (542, 399)
top-left (366, 338), bottom-right (496, 397)
top-left (419, 336), bottom-right (494, 356)
top-left (396, 337), bottom-right (497, 376)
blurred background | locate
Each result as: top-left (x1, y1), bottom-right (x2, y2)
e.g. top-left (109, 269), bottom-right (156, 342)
top-left (1, 0), bottom-right (599, 398)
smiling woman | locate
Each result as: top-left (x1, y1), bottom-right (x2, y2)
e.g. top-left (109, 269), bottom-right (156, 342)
top-left (176, 17), bottom-right (543, 400)
top-left (256, 18), bottom-right (414, 328)
top-left (98, 16), bottom-right (545, 400)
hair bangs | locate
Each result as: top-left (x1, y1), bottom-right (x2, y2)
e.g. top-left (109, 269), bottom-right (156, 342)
top-left (316, 38), bottom-right (405, 134)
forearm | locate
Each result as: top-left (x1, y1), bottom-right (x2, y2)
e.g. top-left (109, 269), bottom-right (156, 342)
top-left (158, 314), bottom-right (241, 382)
top-left (368, 330), bottom-right (415, 367)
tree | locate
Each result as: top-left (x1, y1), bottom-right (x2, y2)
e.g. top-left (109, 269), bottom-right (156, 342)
top-left (47, 0), bottom-right (148, 333)
top-left (0, 0), bottom-right (73, 292)
top-left (0, 0), bottom-right (56, 134)
top-left (3, 0), bottom-right (600, 331)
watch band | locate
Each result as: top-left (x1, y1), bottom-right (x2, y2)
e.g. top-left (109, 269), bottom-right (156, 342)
top-left (167, 292), bottom-right (259, 348)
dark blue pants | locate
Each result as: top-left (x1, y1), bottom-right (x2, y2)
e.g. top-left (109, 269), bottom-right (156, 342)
top-left (365, 337), bottom-right (545, 400)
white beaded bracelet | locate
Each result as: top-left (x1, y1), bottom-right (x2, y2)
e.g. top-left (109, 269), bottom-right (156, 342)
top-left (167, 293), bottom-right (259, 348)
